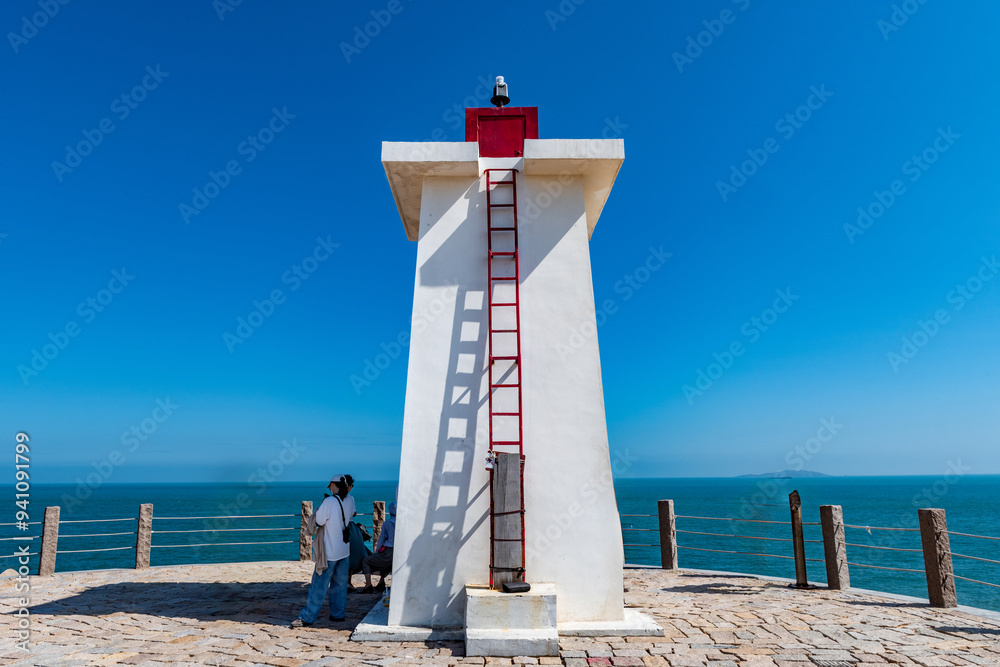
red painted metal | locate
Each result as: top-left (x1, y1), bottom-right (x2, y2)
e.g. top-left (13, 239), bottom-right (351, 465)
top-left (466, 107), bottom-right (539, 158)
top-left (485, 168), bottom-right (527, 588)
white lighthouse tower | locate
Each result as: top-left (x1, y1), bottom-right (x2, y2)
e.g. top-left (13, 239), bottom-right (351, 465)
top-left (356, 80), bottom-right (660, 654)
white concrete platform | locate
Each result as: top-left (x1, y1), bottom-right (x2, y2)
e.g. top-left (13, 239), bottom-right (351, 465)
top-left (352, 587), bottom-right (662, 649)
top-left (465, 584), bottom-right (559, 657)
top-left (351, 592), bottom-right (463, 642)
top-left (558, 608), bottom-right (663, 637)
top-left (464, 628), bottom-right (559, 657)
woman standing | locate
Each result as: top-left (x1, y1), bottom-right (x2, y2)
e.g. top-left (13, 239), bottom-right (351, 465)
top-left (291, 474), bottom-right (355, 626)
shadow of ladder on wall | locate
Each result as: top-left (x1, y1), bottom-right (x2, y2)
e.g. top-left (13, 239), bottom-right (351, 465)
top-left (485, 168), bottom-right (526, 590)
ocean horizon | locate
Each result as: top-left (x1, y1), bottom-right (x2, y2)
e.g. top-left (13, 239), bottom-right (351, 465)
top-left (4, 475), bottom-right (998, 612)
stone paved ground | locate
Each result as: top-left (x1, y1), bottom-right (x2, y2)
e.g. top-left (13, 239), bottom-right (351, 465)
top-left (1, 562), bottom-right (999, 666)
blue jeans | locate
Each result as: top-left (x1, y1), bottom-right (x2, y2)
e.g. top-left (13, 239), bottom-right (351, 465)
top-left (298, 557), bottom-right (349, 623)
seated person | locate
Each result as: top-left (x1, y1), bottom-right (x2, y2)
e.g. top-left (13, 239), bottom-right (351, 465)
top-left (361, 501), bottom-right (395, 593)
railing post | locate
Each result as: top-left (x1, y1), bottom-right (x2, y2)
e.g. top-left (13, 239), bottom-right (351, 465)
top-left (918, 508), bottom-right (957, 608)
top-left (135, 503), bottom-right (153, 569)
top-left (300, 501), bottom-right (313, 562)
top-left (789, 491), bottom-right (809, 588)
top-left (372, 501), bottom-right (385, 548)
top-left (820, 504), bottom-right (849, 590)
top-left (657, 499), bottom-right (677, 570)
top-left (38, 506), bottom-right (60, 576)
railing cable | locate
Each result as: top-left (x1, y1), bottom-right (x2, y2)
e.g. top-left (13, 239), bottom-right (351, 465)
top-left (845, 542), bottom-right (922, 553)
top-left (152, 527), bottom-right (296, 534)
top-left (947, 531), bottom-right (1000, 542)
top-left (949, 552), bottom-right (1000, 566)
top-left (151, 540), bottom-right (298, 548)
top-left (846, 561), bottom-right (923, 574)
top-left (154, 514), bottom-right (297, 520)
top-left (953, 574), bottom-right (1000, 589)
top-left (844, 524), bottom-right (919, 532)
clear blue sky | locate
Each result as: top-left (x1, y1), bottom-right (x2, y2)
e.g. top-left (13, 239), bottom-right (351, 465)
top-left (2, 1), bottom-right (998, 484)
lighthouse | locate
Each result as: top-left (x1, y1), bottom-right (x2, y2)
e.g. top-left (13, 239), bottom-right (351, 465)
top-left (359, 79), bottom-right (660, 654)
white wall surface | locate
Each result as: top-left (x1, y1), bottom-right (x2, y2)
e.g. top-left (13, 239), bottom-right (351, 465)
top-left (389, 158), bottom-right (623, 629)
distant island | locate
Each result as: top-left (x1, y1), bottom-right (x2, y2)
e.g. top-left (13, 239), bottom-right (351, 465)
top-left (737, 470), bottom-right (832, 479)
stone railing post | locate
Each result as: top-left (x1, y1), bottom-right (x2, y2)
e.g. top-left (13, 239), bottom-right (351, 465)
top-left (300, 501), bottom-right (313, 561)
top-left (789, 491), bottom-right (809, 588)
top-left (135, 503), bottom-right (153, 569)
top-left (820, 504), bottom-right (849, 590)
top-left (918, 508), bottom-right (957, 607)
top-left (38, 506), bottom-right (60, 576)
top-left (372, 501), bottom-right (385, 548)
top-left (657, 499), bottom-right (677, 570)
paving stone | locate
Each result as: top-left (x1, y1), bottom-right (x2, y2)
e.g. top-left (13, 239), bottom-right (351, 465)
top-left (2, 564), bottom-right (998, 667)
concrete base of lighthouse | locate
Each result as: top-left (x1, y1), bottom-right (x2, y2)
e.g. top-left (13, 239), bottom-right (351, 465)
top-left (464, 585), bottom-right (559, 657)
top-left (352, 587), bottom-right (663, 649)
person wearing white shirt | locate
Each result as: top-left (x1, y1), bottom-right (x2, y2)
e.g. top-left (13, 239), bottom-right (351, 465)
top-left (292, 474), bottom-right (355, 626)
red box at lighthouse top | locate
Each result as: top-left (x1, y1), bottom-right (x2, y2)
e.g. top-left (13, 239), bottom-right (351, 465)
top-left (465, 107), bottom-right (539, 158)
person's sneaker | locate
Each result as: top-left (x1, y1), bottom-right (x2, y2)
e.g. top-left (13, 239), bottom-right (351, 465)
top-left (290, 618), bottom-right (311, 628)
top-left (329, 615), bottom-right (346, 622)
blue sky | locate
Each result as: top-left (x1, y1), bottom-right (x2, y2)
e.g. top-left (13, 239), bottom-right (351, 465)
top-left (2, 1), bottom-right (998, 484)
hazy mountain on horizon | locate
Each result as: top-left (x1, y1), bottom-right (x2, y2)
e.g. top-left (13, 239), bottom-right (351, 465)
top-left (737, 470), bottom-right (833, 479)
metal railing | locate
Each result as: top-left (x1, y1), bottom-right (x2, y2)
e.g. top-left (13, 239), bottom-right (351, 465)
top-left (4, 500), bottom-right (388, 576)
top-left (619, 497), bottom-right (1000, 609)
top-left (945, 529), bottom-right (1000, 590)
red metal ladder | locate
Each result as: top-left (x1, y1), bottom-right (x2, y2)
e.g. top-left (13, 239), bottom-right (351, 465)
top-left (485, 168), bottom-right (526, 588)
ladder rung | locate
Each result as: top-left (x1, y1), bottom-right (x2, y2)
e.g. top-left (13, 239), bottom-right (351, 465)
top-left (490, 251), bottom-right (516, 257)
top-left (491, 328), bottom-right (518, 333)
top-left (490, 276), bottom-right (517, 282)
top-left (489, 204), bottom-right (515, 208)
top-left (491, 302), bottom-right (518, 307)
top-left (490, 227), bottom-right (516, 231)
top-left (491, 356), bottom-right (519, 361)
top-left (491, 411), bottom-right (520, 416)
top-left (490, 383), bottom-right (520, 389)
top-left (491, 440), bottom-right (521, 446)
top-left (487, 180), bottom-right (514, 186)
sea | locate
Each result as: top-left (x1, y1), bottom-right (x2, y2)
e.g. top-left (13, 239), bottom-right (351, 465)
top-left (3, 476), bottom-right (998, 612)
